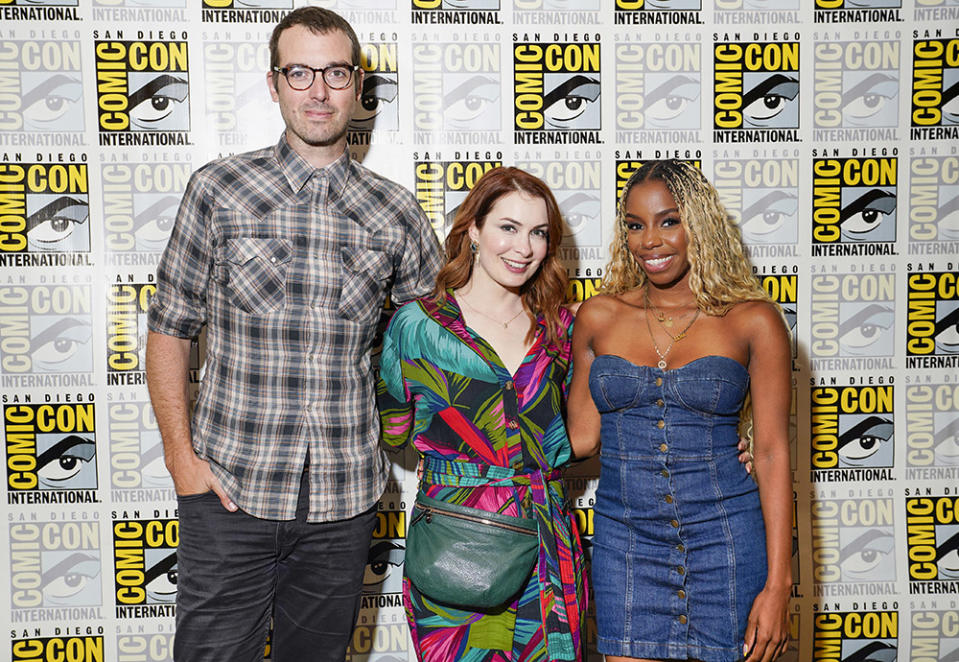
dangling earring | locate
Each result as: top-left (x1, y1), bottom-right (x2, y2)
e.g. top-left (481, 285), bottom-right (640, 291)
top-left (470, 241), bottom-right (479, 256)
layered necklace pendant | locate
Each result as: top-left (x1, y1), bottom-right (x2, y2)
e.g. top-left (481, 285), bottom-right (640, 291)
top-left (644, 287), bottom-right (700, 371)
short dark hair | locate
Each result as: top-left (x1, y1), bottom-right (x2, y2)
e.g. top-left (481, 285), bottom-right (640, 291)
top-left (269, 7), bottom-right (362, 75)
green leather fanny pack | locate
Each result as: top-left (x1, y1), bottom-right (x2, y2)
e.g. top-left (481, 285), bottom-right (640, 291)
top-left (405, 493), bottom-right (538, 610)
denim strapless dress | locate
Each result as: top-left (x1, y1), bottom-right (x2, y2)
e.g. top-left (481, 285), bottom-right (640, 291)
top-left (589, 354), bottom-right (767, 662)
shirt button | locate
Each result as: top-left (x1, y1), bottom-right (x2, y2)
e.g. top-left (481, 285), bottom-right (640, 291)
top-left (676, 544), bottom-right (685, 552)
top-left (657, 420), bottom-right (665, 429)
top-left (677, 566), bottom-right (686, 575)
top-left (670, 519), bottom-right (679, 528)
top-left (679, 615), bottom-right (687, 624)
top-left (664, 495), bottom-right (673, 504)
top-left (656, 399), bottom-right (664, 407)
top-left (655, 377), bottom-right (663, 387)
top-left (677, 589), bottom-right (686, 599)
top-left (270, 256), bottom-right (277, 263)
top-left (507, 419), bottom-right (519, 430)
top-left (659, 443), bottom-right (668, 452)
top-left (504, 381), bottom-right (514, 390)
top-left (661, 469), bottom-right (669, 478)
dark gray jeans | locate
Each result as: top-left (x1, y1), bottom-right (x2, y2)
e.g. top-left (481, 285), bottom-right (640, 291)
top-left (173, 480), bottom-right (376, 662)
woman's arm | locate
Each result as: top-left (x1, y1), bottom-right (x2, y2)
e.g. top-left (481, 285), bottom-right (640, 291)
top-left (739, 301), bottom-right (793, 662)
top-left (566, 297), bottom-right (605, 459)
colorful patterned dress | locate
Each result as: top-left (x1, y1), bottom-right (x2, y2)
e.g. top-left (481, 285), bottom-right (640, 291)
top-left (377, 292), bottom-right (587, 662)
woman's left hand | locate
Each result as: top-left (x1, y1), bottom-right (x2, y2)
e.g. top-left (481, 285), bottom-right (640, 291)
top-left (743, 584), bottom-right (790, 662)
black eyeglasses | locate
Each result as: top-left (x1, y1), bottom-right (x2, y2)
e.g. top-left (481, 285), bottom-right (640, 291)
top-left (272, 64), bottom-right (360, 91)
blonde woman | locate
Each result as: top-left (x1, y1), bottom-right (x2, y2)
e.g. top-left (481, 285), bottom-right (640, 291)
top-left (568, 160), bottom-right (791, 662)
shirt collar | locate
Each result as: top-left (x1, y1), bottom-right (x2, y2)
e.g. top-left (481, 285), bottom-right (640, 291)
top-left (273, 133), bottom-right (352, 196)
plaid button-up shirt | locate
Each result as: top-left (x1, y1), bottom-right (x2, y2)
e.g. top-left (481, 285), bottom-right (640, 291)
top-left (148, 135), bottom-right (442, 521)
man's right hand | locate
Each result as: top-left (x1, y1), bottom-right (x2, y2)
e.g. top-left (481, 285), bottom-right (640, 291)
top-left (168, 451), bottom-right (237, 512)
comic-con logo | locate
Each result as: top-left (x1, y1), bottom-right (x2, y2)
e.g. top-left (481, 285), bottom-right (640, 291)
top-left (0, 0), bottom-right (80, 19)
top-left (811, 611), bottom-right (898, 662)
top-left (0, 162), bottom-right (89, 256)
top-left (905, 495), bottom-right (959, 587)
top-left (714, 0), bottom-right (798, 15)
top-left (568, 276), bottom-right (602, 303)
top-left (363, 505), bottom-right (406, 597)
top-left (514, 0), bottom-right (599, 14)
top-left (906, 271), bottom-right (959, 366)
top-left (713, 40), bottom-right (800, 141)
top-left (515, 157), bottom-right (602, 248)
top-left (12, 636), bottom-right (104, 662)
top-left (5, 401), bottom-right (97, 495)
top-left (909, 152), bottom-right (959, 245)
top-left (810, 386), bottom-right (894, 476)
top-left (201, 0), bottom-right (292, 15)
top-left (113, 517), bottom-right (178, 615)
top-left (905, 381), bottom-right (959, 475)
top-left (811, 498), bottom-right (896, 585)
top-left (613, 0), bottom-right (702, 25)
top-left (911, 38), bottom-right (959, 140)
top-left (0, 38), bottom-right (84, 133)
top-left (0, 283), bottom-right (93, 383)
top-left (411, 0), bottom-right (500, 19)
top-left (714, 156), bottom-right (799, 254)
top-left (615, 157), bottom-right (702, 204)
top-left (102, 158), bottom-right (190, 259)
top-left (9, 520), bottom-right (101, 610)
top-left (107, 281), bottom-right (155, 383)
top-left (615, 42), bottom-right (700, 140)
top-left (116, 628), bottom-right (174, 662)
top-left (513, 40), bottom-right (601, 144)
top-left (758, 273), bottom-right (797, 358)
top-left (203, 37), bottom-right (275, 144)
top-left (94, 35), bottom-right (190, 146)
top-left (350, 42), bottom-right (399, 134)
top-left (109, 395), bottom-right (173, 493)
top-left (812, 157), bottom-right (898, 251)
top-left (910, 609), bottom-right (959, 660)
top-left (414, 158), bottom-right (502, 234)
top-left (813, 39), bottom-right (899, 136)
top-left (809, 271), bottom-right (895, 361)
top-left (412, 41), bottom-right (500, 140)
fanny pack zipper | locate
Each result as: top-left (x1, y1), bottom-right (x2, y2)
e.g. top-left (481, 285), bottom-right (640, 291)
top-left (413, 502), bottom-right (536, 536)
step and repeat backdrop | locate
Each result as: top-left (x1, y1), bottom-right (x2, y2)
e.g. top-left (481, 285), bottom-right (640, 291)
top-left (2, 0), bottom-right (958, 660)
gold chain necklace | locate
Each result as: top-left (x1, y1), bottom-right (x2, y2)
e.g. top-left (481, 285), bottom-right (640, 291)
top-left (644, 289), bottom-right (700, 370)
top-left (458, 295), bottom-right (526, 329)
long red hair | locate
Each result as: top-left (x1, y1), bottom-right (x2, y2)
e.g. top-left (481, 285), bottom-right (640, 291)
top-left (433, 166), bottom-right (569, 348)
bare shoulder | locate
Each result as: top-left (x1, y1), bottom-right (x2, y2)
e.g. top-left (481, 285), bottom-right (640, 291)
top-left (576, 294), bottom-right (622, 327)
top-left (727, 300), bottom-right (789, 345)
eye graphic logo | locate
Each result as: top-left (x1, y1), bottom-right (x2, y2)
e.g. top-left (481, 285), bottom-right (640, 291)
top-left (812, 612), bottom-right (898, 662)
top-left (909, 154), bottom-right (959, 243)
top-left (514, 42), bottom-right (601, 139)
top-left (95, 41), bottom-right (190, 135)
top-left (616, 44), bottom-right (700, 134)
top-left (814, 41), bottom-right (899, 131)
top-left (809, 273), bottom-right (895, 360)
top-left (0, 284), bottom-right (93, 377)
top-left (713, 42), bottom-right (799, 132)
top-left (911, 39), bottom-right (959, 139)
top-left (364, 507), bottom-right (406, 595)
top-left (8, 521), bottom-right (101, 611)
top-left (414, 160), bottom-right (502, 235)
top-left (811, 499), bottom-right (896, 585)
top-left (906, 496), bottom-right (959, 583)
top-left (906, 272), bottom-right (959, 361)
top-left (905, 382), bottom-right (959, 472)
top-left (113, 519), bottom-right (179, 612)
top-left (103, 161), bottom-right (190, 256)
top-left (5, 403), bottom-right (97, 495)
top-left (351, 43), bottom-right (399, 133)
top-left (812, 158), bottom-right (898, 245)
top-left (412, 42), bottom-right (501, 137)
top-left (810, 387), bottom-right (894, 471)
top-left (715, 158), bottom-right (799, 249)
top-left (110, 399), bottom-right (173, 491)
top-left (516, 158), bottom-right (602, 248)
top-left (0, 163), bottom-right (89, 255)
top-left (0, 40), bottom-right (84, 133)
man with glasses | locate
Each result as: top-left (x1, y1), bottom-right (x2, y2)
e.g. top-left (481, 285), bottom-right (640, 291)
top-left (145, 7), bottom-right (442, 661)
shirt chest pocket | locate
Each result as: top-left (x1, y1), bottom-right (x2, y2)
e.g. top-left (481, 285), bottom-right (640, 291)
top-left (338, 247), bottom-right (393, 325)
top-left (215, 237), bottom-right (293, 315)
